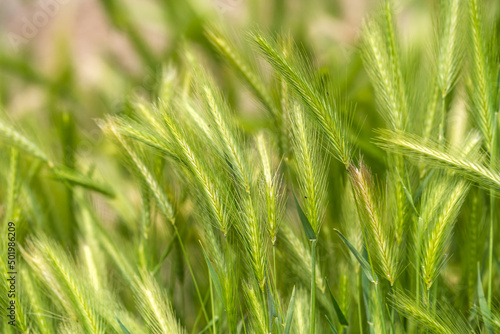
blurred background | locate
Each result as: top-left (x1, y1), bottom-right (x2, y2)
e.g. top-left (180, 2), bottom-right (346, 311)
top-left (0, 0), bottom-right (442, 172)
top-left (0, 0), bottom-right (435, 124)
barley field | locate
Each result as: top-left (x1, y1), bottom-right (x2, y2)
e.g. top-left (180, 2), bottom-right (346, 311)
top-left (1, 0), bottom-right (500, 333)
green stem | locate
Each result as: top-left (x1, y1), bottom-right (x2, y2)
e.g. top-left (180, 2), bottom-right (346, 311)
top-left (210, 270), bottom-right (216, 334)
top-left (488, 112), bottom-right (498, 307)
top-left (272, 245), bottom-right (284, 323)
top-left (273, 245), bottom-right (277, 290)
top-left (438, 95), bottom-right (446, 145)
top-left (414, 217), bottom-right (423, 334)
top-left (139, 187), bottom-right (151, 271)
top-left (387, 292), bottom-right (395, 333)
top-left (173, 226), bottom-right (212, 331)
top-left (375, 284), bottom-right (387, 334)
top-left (262, 289), bottom-right (268, 330)
top-left (310, 240), bottom-right (317, 334)
top-left (357, 271), bottom-right (364, 334)
top-left (239, 302), bottom-right (248, 334)
top-left (425, 288), bottom-right (431, 311)
top-left (190, 291), bottom-right (211, 334)
top-left (488, 191), bottom-right (495, 308)
top-left (358, 216), bottom-right (379, 332)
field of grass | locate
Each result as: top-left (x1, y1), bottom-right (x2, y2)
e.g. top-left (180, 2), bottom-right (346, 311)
top-left (1, 0), bottom-right (500, 333)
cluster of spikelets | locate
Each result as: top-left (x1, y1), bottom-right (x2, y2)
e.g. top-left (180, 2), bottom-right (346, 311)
top-left (1, 0), bottom-right (500, 333)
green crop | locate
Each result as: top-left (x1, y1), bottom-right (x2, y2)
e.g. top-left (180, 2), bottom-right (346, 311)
top-left (1, 0), bottom-right (500, 333)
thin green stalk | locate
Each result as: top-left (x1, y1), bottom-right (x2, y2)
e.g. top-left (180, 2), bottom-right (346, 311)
top-left (357, 273), bottom-right (364, 334)
top-left (359, 220), bottom-right (385, 333)
top-left (174, 225), bottom-right (212, 331)
top-left (210, 269), bottom-right (216, 334)
top-left (239, 301), bottom-right (248, 334)
top-left (376, 284), bottom-right (387, 334)
top-left (273, 246), bottom-right (277, 289)
top-left (414, 217), bottom-right (423, 334)
top-left (261, 289), bottom-right (268, 330)
top-left (138, 186), bottom-right (151, 271)
top-left (425, 288), bottom-right (431, 310)
top-left (362, 223), bottom-right (378, 285)
top-left (191, 293), bottom-right (205, 334)
top-left (488, 192), bottom-right (494, 308)
top-left (431, 282), bottom-right (438, 315)
top-left (99, 0), bottom-right (157, 68)
top-left (310, 240), bottom-right (317, 334)
top-left (271, 245), bottom-right (284, 323)
top-left (438, 96), bottom-right (446, 145)
top-left (387, 289), bottom-right (396, 333)
top-left (488, 112), bottom-right (498, 307)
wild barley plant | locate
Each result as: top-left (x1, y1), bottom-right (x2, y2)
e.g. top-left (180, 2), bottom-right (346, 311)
top-left (1, 0), bottom-right (500, 333)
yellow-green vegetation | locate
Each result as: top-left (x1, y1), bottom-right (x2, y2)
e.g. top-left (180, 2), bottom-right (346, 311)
top-left (1, 0), bottom-right (500, 333)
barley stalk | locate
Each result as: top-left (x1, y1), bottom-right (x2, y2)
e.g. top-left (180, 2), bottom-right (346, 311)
top-left (348, 161), bottom-right (397, 285)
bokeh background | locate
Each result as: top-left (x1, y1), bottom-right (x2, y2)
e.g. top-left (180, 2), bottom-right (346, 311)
top-left (0, 0), bottom-right (439, 125)
top-left (0, 0), bottom-right (447, 187)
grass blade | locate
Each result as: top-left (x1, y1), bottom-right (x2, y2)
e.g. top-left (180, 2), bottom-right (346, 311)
top-left (325, 315), bottom-right (339, 334)
top-left (477, 265), bottom-right (494, 334)
top-left (294, 193), bottom-right (316, 241)
top-left (334, 229), bottom-right (378, 283)
top-left (283, 287), bottom-right (296, 334)
top-left (326, 278), bottom-right (348, 326)
top-left (200, 242), bottom-right (226, 312)
top-left (52, 166), bottom-right (115, 198)
top-left (116, 316), bottom-right (131, 334)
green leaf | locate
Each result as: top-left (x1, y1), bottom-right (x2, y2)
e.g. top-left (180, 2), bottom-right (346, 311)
top-left (326, 278), bottom-right (348, 326)
top-left (325, 315), bottom-right (339, 334)
top-left (115, 316), bottom-right (131, 334)
top-left (395, 171), bottom-right (419, 216)
top-left (200, 242), bottom-right (226, 311)
top-left (267, 282), bottom-right (277, 332)
top-left (283, 286), bottom-right (296, 334)
top-left (477, 265), bottom-right (493, 334)
top-left (414, 169), bottom-right (435, 203)
top-left (52, 166), bottom-right (115, 197)
top-left (294, 193), bottom-right (316, 240)
top-left (275, 317), bottom-right (282, 334)
top-left (334, 229), bottom-right (378, 283)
